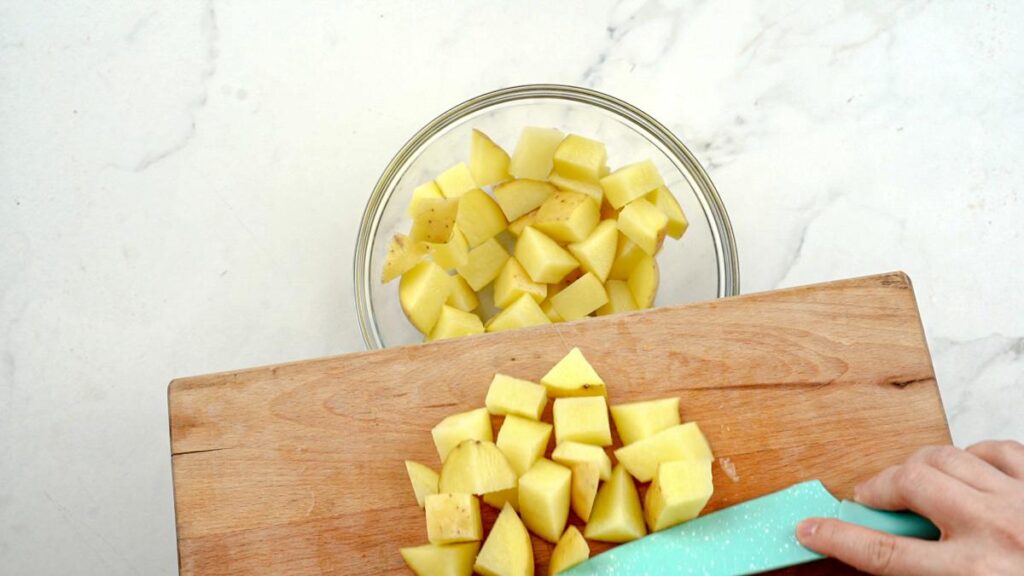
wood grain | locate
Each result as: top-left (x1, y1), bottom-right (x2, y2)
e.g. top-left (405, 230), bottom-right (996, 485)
top-left (169, 272), bottom-right (950, 575)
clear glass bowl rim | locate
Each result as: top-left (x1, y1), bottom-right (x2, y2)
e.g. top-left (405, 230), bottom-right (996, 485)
top-left (353, 83), bottom-right (740, 350)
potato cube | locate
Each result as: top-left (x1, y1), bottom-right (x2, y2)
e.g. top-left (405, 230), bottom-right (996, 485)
top-left (546, 268), bottom-right (583, 299)
top-left (400, 542), bottom-right (479, 576)
top-left (470, 129), bottom-right (511, 186)
top-left (446, 275), bottom-right (479, 312)
top-left (405, 460), bottom-right (439, 508)
top-left (534, 191), bottom-right (600, 243)
top-left (426, 493), bottom-right (482, 544)
top-left (456, 238), bottom-right (509, 291)
top-left (485, 293), bottom-right (551, 333)
top-left (485, 374), bottom-right (548, 420)
top-left (410, 197), bottom-right (460, 243)
top-left (551, 441), bottom-right (612, 481)
top-left (408, 181), bottom-right (444, 217)
top-left (553, 134), bottom-right (607, 183)
top-left (569, 462), bottom-right (600, 522)
top-left (474, 504), bottom-right (533, 576)
top-left (431, 407), bottom-right (493, 462)
top-left (600, 159), bottom-right (664, 209)
top-left (436, 162), bottom-right (478, 199)
top-left (482, 487), bottom-right (519, 512)
top-left (493, 258), bottom-right (547, 309)
top-left (613, 422), bottom-right (713, 482)
top-left (439, 439), bottom-right (517, 495)
top-left (644, 459), bottom-right (714, 532)
top-left (617, 198), bottom-right (668, 255)
top-left (428, 306), bottom-right (484, 341)
top-left (607, 234), bottom-right (645, 280)
top-left (424, 226), bottom-right (469, 270)
top-left (646, 186), bottom-right (689, 239)
top-left (514, 227), bottom-right (579, 284)
top-left (583, 464), bottom-right (646, 543)
top-left (540, 347), bottom-right (606, 397)
top-left (507, 210), bottom-right (538, 237)
top-left (456, 189), bottom-right (507, 248)
top-left (595, 280), bottom-right (638, 316)
top-left (540, 299), bottom-right (562, 322)
top-left (400, 261), bottom-right (452, 334)
top-left (609, 397), bottom-right (680, 445)
top-left (509, 126), bottom-right (564, 180)
top-left (549, 173), bottom-right (603, 203)
top-left (567, 219), bottom-right (618, 283)
top-left (382, 233), bottom-right (428, 284)
top-left (627, 253), bottom-right (659, 309)
top-left (553, 396), bottom-right (611, 446)
top-left (548, 526), bottom-right (589, 576)
top-left (518, 459), bottom-right (571, 543)
top-left (496, 415), bottom-right (552, 476)
top-left (494, 179), bottom-right (556, 221)
top-left (550, 272), bottom-right (608, 321)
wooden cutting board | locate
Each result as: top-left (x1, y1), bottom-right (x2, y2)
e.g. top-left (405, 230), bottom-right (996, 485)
top-left (169, 272), bottom-right (950, 575)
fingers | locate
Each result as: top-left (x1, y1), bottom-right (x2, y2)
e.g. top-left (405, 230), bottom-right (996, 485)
top-left (854, 461), bottom-right (978, 524)
top-left (967, 440), bottom-right (1024, 479)
top-left (905, 445), bottom-right (1013, 492)
top-left (797, 518), bottom-right (951, 576)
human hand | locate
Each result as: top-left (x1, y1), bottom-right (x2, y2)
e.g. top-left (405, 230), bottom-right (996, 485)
top-left (796, 440), bottom-right (1024, 575)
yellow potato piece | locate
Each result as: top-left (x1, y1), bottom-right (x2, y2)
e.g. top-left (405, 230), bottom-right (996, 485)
top-left (482, 487), bottom-right (519, 513)
top-left (494, 179), bottom-right (556, 221)
top-left (514, 227), bottom-right (579, 284)
top-left (644, 459), bottom-right (714, 532)
top-left (456, 238), bottom-right (509, 291)
top-left (534, 191), bottom-right (600, 244)
top-left (400, 541), bottom-right (479, 576)
top-left (600, 159), bottom-right (664, 209)
top-left (548, 173), bottom-right (603, 203)
top-left (428, 305), bottom-right (484, 342)
top-left (507, 209), bottom-right (538, 237)
top-left (439, 439), bottom-right (517, 495)
top-left (509, 126), bottom-right (564, 180)
top-left (551, 441), bottom-right (612, 481)
top-left (485, 374), bottom-right (548, 420)
top-left (382, 233), bottom-right (428, 284)
top-left (613, 422), bottom-right (714, 482)
top-left (446, 274), bottom-right (479, 312)
top-left (607, 234), bottom-right (645, 281)
top-left (400, 261), bottom-right (452, 334)
top-left (540, 299), bottom-right (562, 323)
top-left (424, 226), bottom-right (469, 270)
top-left (410, 197), bottom-right (460, 244)
top-left (474, 504), bottom-right (534, 576)
top-left (550, 272), bottom-right (608, 321)
top-left (617, 198), bottom-right (668, 255)
top-left (470, 129), bottom-right (511, 186)
top-left (569, 462), bottom-right (600, 523)
top-left (583, 464), bottom-right (647, 543)
top-left (431, 407), bottom-right (493, 462)
top-left (646, 186), bottom-right (689, 239)
top-left (595, 279), bottom-right (638, 316)
top-left (485, 293), bottom-right (551, 333)
top-left (426, 493), bottom-right (482, 544)
top-left (548, 526), bottom-right (589, 576)
top-left (553, 396), bottom-right (611, 446)
top-left (408, 181), bottom-right (444, 217)
top-left (518, 459), bottom-right (571, 543)
top-left (610, 397), bottom-right (680, 445)
top-left (405, 460), bottom-right (439, 508)
top-left (496, 415), bottom-right (552, 476)
top-left (494, 257), bottom-right (547, 309)
top-left (436, 162), bottom-right (478, 198)
top-left (456, 188), bottom-right (507, 248)
top-left (568, 219), bottom-right (618, 283)
top-left (540, 347), bottom-right (606, 397)
top-left (553, 134), bottom-right (607, 183)
top-left (627, 253), bottom-right (659, 309)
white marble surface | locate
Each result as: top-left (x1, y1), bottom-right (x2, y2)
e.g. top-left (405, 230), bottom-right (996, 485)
top-left (1, 0), bottom-right (1021, 573)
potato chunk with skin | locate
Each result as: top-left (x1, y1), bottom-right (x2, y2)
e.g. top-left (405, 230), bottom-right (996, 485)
top-left (494, 179), bottom-right (556, 221)
top-left (446, 275), bottom-right (479, 312)
top-left (474, 504), bottom-right (534, 576)
top-left (485, 374), bottom-right (548, 420)
top-left (456, 189), bottom-right (508, 248)
top-left (400, 261), bottom-right (452, 334)
top-left (485, 293), bottom-right (551, 333)
top-left (456, 238), bottom-right (509, 291)
top-left (428, 305), bottom-right (484, 342)
top-left (426, 493), bottom-right (482, 544)
top-left (553, 396), bottom-right (612, 446)
top-left (410, 197), bottom-right (460, 243)
top-left (431, 407), bottom-right (493, 462)
top-left (408, 181), bottom-right (444, 217)
top-left (548, 526), bottom-right (589, 576)
top-left (470, 129), bottom-right (511, 186)
top-left (518, 459), bottom-right (571, 543)
top-left (617, 198), bottom-right (668, 255)
top-left (423, 226), bottom-right (469, 271)
top-left (405, 460), bottom-right (439, 508)
top-left (549, 173), bottom-right (603, 203)
top-left (608, 234), bottom-right (645, 281)
top-left (534, 191), bottom-right (600, 244)
top-left (509, 126), bottom-right (563, 180)
top-left (644, 459), bottom-right (714, 532)
top-left (496, 415), bottom-right (552, 476)
top-left (551, 441), bottom-right (612, 481)
top-left (613, 422), bottom-right (714, 482)
top-left (627, 253), bottom-right (659, 309)
top-left (493, 257), bottom-right (547, 309)
top-left (646, 186), bottom-right (689, 239)
top-left (553, 134), bottom-right (607, 183)
top-left (583, 464), bottom-right (646, 543)
top-left (570, 462), bottom-right (600, 522)
top-left (595, 279), bottom-right (638, 316)
top-left (400, 541), bottom-right (479, 576)
top-left (568, 219), bottom-right (618, 283)
top-left (550, 272), bottom-right (608, 321)
top-left (540, 347), bottom-right (606, 397)
top-left (382, 233), bottom-right (427, 284)
top-left (439, 439), bottom-right (517, 495)
top-left (436, 162), bottom-right (478, 198)
top-left (514, 227), bottom-right (579, 284)
top-left (610, 397), bottom-right (681, 445)
top-left (600, 159), bottom-right (665, 209)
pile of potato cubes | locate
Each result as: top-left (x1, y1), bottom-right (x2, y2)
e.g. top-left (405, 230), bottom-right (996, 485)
top-left (382, 126), bottom-right (689, 342)
top-left (401, 347), bottom-right (714, 575)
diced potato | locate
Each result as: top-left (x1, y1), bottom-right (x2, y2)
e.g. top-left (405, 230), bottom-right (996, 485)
top-left (570, 462), bottom-right (600, 522)
top-left (533, 191), bottom-right (600, 243)
top-left (485, 293), bottom-right (551, 333)
top-left (550, 272), bottom-right (608, 321)
top-left (424, 227), bottom-right (469, 270)
top-left (382, 233), bottom-right (428, 284)
top-left (553, 134), bottom-right (607, 183)
top-left (494, 179), bottom-right (556, 221)
top-left (482, 487), bottom-right (519, 512)
top-left (646, 186), bottom-right (688, 239)
top-left (607, 235), bottom-right (645, 281)
top-left (456, 238), bottom-right (510, 291)
top-left (485, 374), bottom-right (548, 420)
top-left (617, 198), bottom-right (668, 255)
top-left (425, 493), bottom-right (482, 544)
top-left (470, 129), bottom-right (511, 186)
top-left (400, 261), bottom-right (453, 334)
top-left (627, 253), bottom-right (659, 309)
top-left (431, 407), bottom-right (493, 462)
top-left (518, 459), bottom-right (572, 543)
top-left (551, 441), bottom-right (612, 481)
top-left (408, 181), bottom-right (444, 217)
top-left (583, 464), bottom-right (647, 543)
top-left (474, 504), bottom-right (534, 576)
top-left (613, 422), bottom-right (713, 482)
top-left (548, 526), bottom-right (589, 576)
top-left (600, 160), bottom-right (664, 209)
top-left (439, 439), bottom-right (517, 495)
top-left (548, 173), bottom-right (603, 203)
top-left (595, 280), bottom-right (638, 316)
top-left (456, 189), bottom-right (508, 248)
top-left (509, 127), bottom-right (564, 180)
top-left (494, 258), bottom-right (547, 309)
top-left (410, 197), bottom-right (460, 243)
top-left (428, 306), bottom-right (484, 341)
top-left (540, 299), bottom-right (562, 322)
top-left (567, 219), bottom-right (618, 283)
top-left (507, 210), bottom-right (538, 237)
top-left (514, 227), bottom-right (579, 284)
top-left (540, 347), bottom-right (606, 397)
top-left (436, 162), bottom-right (478, 199)
top-left (405, 460), bottom-right (439, 508)
top-left (400, 541), bottom-right (479, 576)
top-left (496, 415), bottom-right (552, 476)
top-left (644, 459), bottom-right (714, 532)
top-left (553, 396), bottom-right (611, 446)
top-left (446, 275), bottom-right (479, 312)
top-left (609, 397), bottom-right (680, 445)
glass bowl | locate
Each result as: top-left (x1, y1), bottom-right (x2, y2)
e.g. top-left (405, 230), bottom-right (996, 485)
top-left (354, 84), bottom-right (739, 350)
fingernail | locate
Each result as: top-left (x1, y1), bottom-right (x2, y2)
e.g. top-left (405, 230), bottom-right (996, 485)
top-left (797, 519), bottom-right (818, 541)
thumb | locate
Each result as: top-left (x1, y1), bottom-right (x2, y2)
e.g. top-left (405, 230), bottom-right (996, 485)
top-left (796, 518), bottom-right (948, 576)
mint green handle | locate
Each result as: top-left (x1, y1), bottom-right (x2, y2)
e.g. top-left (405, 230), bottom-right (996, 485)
top-left (837, 500), bottom-right (941, 540)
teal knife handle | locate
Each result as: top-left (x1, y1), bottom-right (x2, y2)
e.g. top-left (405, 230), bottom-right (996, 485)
top-left (837, 501), bottom-right (941, 540)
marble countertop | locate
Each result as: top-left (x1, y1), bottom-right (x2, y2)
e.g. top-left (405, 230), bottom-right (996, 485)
top-left (1, 1), bottom-right (1021, 573)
